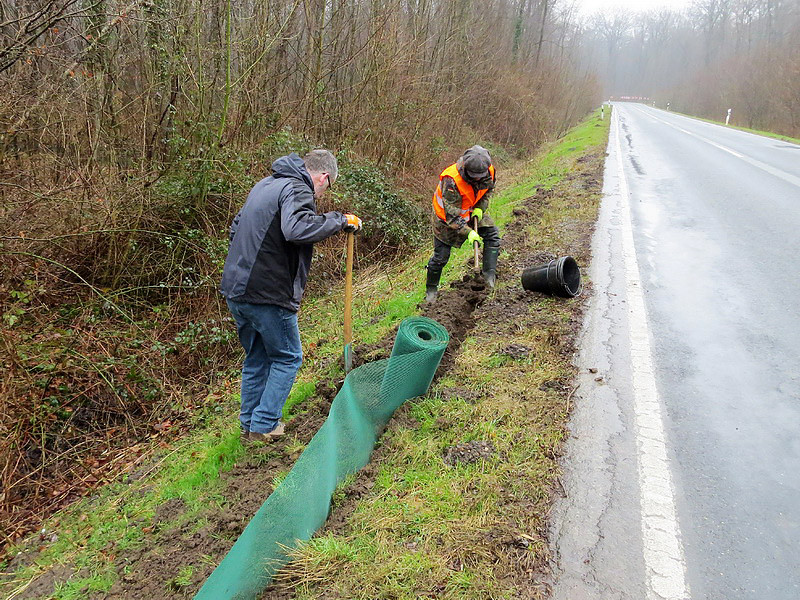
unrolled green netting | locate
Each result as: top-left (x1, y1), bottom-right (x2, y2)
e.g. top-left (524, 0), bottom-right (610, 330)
top-left (195, 316), bottom-right (449, 600)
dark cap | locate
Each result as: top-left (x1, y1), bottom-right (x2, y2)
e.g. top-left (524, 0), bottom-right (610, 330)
top-left (460, 145), bottom-right (492, 183)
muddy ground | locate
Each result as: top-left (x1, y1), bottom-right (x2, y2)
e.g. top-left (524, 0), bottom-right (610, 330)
top-left (14, 147), bottom-right (604, 599)
top-left (264, 156), bottom-right (604, 598)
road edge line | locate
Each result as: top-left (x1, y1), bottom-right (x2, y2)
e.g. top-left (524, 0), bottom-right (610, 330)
top-left (613, 108), bottom-right (691, 600)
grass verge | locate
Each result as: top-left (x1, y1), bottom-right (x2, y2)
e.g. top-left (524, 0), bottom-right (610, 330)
top-left (269, 113), bottom-right (610, 599)
top-left (0, 109), bottom-right (610, 600)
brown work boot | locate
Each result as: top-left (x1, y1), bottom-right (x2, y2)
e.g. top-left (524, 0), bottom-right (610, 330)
top-left (248, 421), bottom-right (286, 442)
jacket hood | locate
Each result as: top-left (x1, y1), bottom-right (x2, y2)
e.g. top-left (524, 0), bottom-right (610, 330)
top-left (271, 153), bottom-right (314, 190)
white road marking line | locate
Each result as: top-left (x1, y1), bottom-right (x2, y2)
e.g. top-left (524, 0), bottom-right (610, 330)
top-left (645, 111), bottom-right (743, 157)
top-left (613, 111), bottom-right (691, 600)
top-left (634, 107), bottom-right (800, 188)
top-left (704, 140), bottom-right (743, 158)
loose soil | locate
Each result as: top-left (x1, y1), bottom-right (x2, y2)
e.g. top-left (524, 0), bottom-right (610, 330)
top-left (442, 440), bottom-right (497, 466)
top-left (264, 151), bottom-right (604, 598)
top-left (13, 146), bottom-right (605, 599)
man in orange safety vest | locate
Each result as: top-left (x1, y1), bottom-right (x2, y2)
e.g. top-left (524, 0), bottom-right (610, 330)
top-left (426, 145), bottom-right (501, 302)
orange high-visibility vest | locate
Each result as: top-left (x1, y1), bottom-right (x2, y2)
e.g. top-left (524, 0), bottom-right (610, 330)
top-left (432, 163), bottom-right (496, 223)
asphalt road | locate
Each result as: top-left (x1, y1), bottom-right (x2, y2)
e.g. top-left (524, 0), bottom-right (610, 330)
top-left (550, 104), bottom-right (800, 600)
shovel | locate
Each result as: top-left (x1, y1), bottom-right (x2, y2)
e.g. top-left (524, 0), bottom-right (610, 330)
top-left (472, 216), bottom-right (480, 273)
top-left (343, 231), bottom-right (354, 373)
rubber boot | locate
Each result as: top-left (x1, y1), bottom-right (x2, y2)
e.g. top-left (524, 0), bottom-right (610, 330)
top-left (482, 246), bottom-right (499, 289)
top-left (425, 266), bottom-right (443, 303)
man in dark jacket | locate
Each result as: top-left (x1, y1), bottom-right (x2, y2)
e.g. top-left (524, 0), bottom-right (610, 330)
top-left (221, 150), bottom-right (362, 442)
top-left (426, 145), bottom-right (501, 302)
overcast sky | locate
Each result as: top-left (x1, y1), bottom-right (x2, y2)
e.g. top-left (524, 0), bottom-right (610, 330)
top-left (575, 0), bottom-right (693, 17)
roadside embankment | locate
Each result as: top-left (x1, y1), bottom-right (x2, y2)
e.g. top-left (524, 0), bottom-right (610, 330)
top-left (0, 109), bottom-right (610, 600)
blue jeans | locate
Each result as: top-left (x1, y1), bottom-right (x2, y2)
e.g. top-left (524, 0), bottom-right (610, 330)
top-left (226, 300), bottom-right (303, 434)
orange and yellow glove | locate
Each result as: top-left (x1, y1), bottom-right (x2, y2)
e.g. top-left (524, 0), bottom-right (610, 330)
top-left (343, 213), bottom-right (363, 233)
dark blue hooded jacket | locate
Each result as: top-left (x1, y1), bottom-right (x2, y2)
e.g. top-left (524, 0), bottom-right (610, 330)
top-left (220, 153), bottom-right (346, 311)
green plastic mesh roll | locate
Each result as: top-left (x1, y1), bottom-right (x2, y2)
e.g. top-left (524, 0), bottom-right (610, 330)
top-left (195, 317), bottom-right (449, 600)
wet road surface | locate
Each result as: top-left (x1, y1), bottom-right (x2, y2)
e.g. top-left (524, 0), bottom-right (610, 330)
top-left (550, 103), bottom-right (800, 600)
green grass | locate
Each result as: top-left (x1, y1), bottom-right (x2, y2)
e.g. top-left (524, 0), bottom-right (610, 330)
top-left (276, 110), bottom-right (610, 598)
top-left (284, 380), bottom-right (317, 418)
top-left (0, 404), bottom-right (245, 599)
top-left (161, 428), bottom-right (245, 505)
top-left (53, 571), bottom-right (115, 599)
top-left (0, 108), bottom-right (609, 600)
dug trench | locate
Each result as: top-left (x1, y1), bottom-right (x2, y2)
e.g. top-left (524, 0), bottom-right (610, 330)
top-left (263, 155), bottom-right (605, 597)
top-left (14, 145), bottom-right (604, 599)
top-left (262, 152), bottom-right (604, 600)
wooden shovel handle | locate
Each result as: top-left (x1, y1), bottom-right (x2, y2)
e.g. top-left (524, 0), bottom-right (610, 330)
top-left (344, 232), bottom-right (354, 345)
top-left (473, 216), bottom-right (480, 271)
